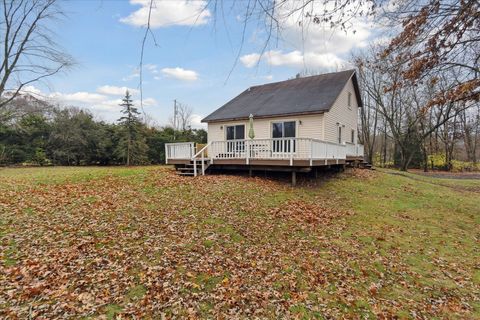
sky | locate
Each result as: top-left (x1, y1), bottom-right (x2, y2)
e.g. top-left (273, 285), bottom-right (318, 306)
top-left (24, 0), bottom-right (380, 128)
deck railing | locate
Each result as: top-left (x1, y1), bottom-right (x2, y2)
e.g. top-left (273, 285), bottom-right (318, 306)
top-left (165, 138), bottom-right (364, 165)
top-left (345, 142), bottom-right (364, 157)
top-left (165, 142), bottom-right (195, 164)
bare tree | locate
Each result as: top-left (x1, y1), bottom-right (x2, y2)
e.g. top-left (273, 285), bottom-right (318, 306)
top-left (177, 103), bottom-right (193, 131)
top-left (460, 106), bottom-right (480, 164)
top-left (383, 0), bottom-right (480, 107)
top-left (354, 45), bottom-right (473, 170)
top-left (0, 0), bottom-right (74, 109)
top-left (353, 47), bottom-right (380, 164)
top-left (168, 102), bottom-right (193, 131)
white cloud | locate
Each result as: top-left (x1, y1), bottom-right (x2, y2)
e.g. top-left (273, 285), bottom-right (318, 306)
top-left (278, 1), bottom-right (373, 54)
top-left (51, 91), bottom-right (107, 104)
top-left (19, 85), bottom-right (44, 97)
top-left (240, 53), bottom-right (261, 68)
top-left (141, 97), bottom-right (157, 106)
top-left (122, 68), bottom-right (140, 81)
top-left (241, 0), bottom-right (375, 71)
top-left (161, 67), bottom-right (198, 81)
top-left (97, 85), bottom-right (139, 96)
top-left (19, 86), bottom-right (158, 122)
top-left (18, 87), bottom-right (106, 107)
top-left (191, 113), bottom-right (206, 129)
top-left (89, 99), bottom-right (123, 112)
top-left (120, 0), bottom-right (211, 28)
top-left (241, 50), bottom-right (346, 70)
top-left (145, 64), bottom-right (159, 74)
top-left (303, 52), bottom-right (346, 69)
top-left (266, 50), bottom-right (303, 67)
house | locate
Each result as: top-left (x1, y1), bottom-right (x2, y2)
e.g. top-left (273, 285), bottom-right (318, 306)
top-left (166, 69), bottom-right (365, 184)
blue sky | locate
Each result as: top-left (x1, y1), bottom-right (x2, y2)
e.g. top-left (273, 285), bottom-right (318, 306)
top-left (27, 0), bottom-right (377, 127)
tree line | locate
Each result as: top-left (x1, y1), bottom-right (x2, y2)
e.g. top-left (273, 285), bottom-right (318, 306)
top-left (354, 45), bottom-right (480, 172)
top-left (0, 92), bottom-right (206, 166)
top-left (352, 0), bottom-right (479, 171)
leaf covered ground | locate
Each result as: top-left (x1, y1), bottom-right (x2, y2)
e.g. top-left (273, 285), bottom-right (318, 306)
top-left (0, 166), bottom-right (479, 319)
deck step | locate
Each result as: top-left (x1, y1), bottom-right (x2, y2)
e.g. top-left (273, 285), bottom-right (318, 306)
top-left (358, 162), bottom-right (374, 170)
top-left (177, 171), bottom-right (195, 176)
top-left (175, 160), bottom-right (211, 176)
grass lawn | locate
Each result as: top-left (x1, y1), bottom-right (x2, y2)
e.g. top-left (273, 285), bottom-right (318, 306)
top-left (0, 166), bottom-right (478, 319)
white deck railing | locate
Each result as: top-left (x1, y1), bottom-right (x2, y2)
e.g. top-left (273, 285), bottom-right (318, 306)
top-left (345, 142), bottom-right (364, 157)
top-left (165, 142), bottom-right (195, 164)
top-left (166, 138), bottom-right (364, 165)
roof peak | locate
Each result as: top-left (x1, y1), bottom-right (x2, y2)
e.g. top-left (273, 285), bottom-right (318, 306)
top-left (248, 69), bottom-right (355, 90)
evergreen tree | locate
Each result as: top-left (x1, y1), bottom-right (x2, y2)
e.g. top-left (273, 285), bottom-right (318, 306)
top-left (117, 91), bottom-right (148, 165)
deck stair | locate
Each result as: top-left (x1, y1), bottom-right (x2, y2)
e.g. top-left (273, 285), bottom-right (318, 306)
top-left (358, 161), bottom-right (373, 169)
top-left (346, 159), bottom-right (373, 170)
top-left (175, 159), bottom-right (211, 176)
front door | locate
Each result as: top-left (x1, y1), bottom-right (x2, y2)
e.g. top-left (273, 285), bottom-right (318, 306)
top-left (272, 121), bottom-right (296, 153)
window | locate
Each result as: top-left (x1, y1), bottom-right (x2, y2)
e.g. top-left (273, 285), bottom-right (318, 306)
top-left (272, 121), bottom-right (296, 152)
top-left (226, 125), bottom-right (245, 152)
top-left (226, 125), bottom-right (244, 140)
top-left (347, 92), bottom-right (352, 108)
top-left (272, 121), bottom-right (296, 138)
top-left (351, 129), bottom-right (355, 144)
top-left (338, 126), bottom-right (342, 144)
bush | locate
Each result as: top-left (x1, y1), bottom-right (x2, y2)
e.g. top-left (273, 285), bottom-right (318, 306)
top-left (428, 154), bottom-right (479, 172)
top-left (32, 148), bottom-right (48, 166)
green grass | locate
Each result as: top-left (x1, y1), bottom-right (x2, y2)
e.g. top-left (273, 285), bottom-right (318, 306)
top-left (0, 166), bottom-right (478, 319)
top-left (0, 166), bottom-right (154, 187)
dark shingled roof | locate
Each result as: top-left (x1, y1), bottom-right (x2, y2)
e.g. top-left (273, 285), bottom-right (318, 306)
top-left (202, 69), bottom-right (362, 123)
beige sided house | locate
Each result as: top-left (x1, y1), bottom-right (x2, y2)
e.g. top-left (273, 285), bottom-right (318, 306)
top-left (166, 69), bottom-right (365, 184)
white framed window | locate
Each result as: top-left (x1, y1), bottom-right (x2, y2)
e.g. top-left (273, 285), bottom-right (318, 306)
top-left (272, 121), bottom-right (296, 139)
top-left (225, 124), bottom-right (245, 153)
top-left (348, 92), bottom-right (352, 109)
top-left (225, 124), bottom-right (245, 140)
top-left (338, 126), bottom-right (342, 144)
top-left (351, 129), bottom-right (355, 144)
top-left (271, 121), bottom-right (296, 152)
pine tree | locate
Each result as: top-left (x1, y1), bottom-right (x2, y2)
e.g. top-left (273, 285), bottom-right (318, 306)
top-left (117, 90), bottom-right (148, 165)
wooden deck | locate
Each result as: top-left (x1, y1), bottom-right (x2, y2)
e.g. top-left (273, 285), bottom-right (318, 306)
top-left (166, 138), bottom-right (365, 183)
top-left (168, 158), bottom-right (348, 166)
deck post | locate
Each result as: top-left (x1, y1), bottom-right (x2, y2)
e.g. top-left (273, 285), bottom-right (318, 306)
top-left (246, 140), bottom-right (249, 165)
top-left (289, 139), bottom-right (293, 166)
top-left (201, 152), bottom-right (205, 175)
top-left (291, 171), bottom-right (296, 187)
top-left (325, 143), bottom-right (328, 163)
top-left (309, 139), bottom-right (313, 166)
top-left (193, 159), bottom-right (197, 177)
top-left (165, 145), bottom-right (168, 164)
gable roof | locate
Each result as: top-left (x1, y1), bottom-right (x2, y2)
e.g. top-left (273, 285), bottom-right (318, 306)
top-left (202, 69), bottom-right (362, 123)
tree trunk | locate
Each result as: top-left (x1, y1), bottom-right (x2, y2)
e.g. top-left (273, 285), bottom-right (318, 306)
top-left (422, 144), bottom-right (428, 172)
top-left (127, 135), bottom-right (131, 166)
